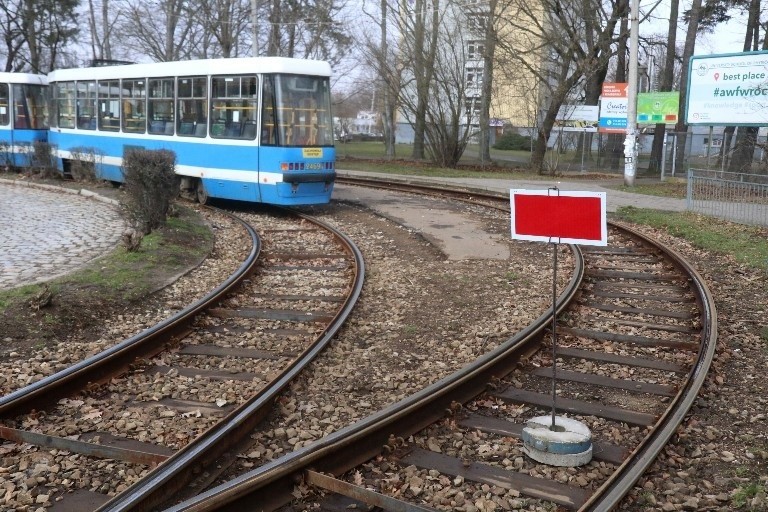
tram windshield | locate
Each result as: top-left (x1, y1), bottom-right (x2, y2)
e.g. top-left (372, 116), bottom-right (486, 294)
top-left (12, 84), bottom-right (49, 130)
top-left (262, 74), bottom-right (333, 147)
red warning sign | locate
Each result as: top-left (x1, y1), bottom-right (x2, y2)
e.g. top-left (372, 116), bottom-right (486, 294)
top-left (510, 189), bottom-right (607, 246)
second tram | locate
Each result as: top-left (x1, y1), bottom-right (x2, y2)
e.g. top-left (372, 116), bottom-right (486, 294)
top-left (47, 57), bottom-right (336, 205)
top-left (0, 72), bottom-right (49, 169)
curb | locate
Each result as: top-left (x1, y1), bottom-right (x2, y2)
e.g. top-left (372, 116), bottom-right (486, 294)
top-left (0, 177), bottom-right (121, 207)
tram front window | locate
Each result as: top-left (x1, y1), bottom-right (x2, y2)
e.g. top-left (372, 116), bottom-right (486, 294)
top-left (273, 74), bottom-right (333, 147)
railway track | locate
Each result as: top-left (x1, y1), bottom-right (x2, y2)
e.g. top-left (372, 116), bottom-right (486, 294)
top-left (0, 178), bottom-right (717, 511)
top-left (0, 206), bottom-right (364, 511)
top-left (153, 179), bottom-right (716, 512)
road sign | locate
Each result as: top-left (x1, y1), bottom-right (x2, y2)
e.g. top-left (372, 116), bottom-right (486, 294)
top-left (510, 189), bottom-right (607, 246)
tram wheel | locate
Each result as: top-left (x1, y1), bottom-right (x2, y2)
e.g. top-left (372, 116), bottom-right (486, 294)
top-left (196, 180), bottom-right (209, 205)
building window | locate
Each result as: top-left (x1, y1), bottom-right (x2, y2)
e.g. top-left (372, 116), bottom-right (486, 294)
top-left (466, 67), bottom-right (483, 88)
top-left (467, 14), bottom-right (487, 34)
top-left (465, 98), bottom-right (480, 122)
top-left (468, 41), bottom-right (485, 60)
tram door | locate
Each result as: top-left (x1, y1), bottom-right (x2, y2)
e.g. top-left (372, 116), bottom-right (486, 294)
top-left (0, 83), bottom-right (11, 161)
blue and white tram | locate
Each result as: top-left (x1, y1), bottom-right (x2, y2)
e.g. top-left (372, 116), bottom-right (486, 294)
top-left (47, 57), bottom-right (336, 205)
top-left (0, 72), bottom-right (49, 169)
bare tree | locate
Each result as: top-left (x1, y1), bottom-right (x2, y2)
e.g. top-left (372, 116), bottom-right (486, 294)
top-left (1, 0), bottom-right (79, 72)
top-left (403, 0), bottom-right (441, 160)
top-left (191, 0), bottom-right (252, 58)
top-left (87, 0), bottom-right (122, 62)
top-left (424, 12), bottom-right (478, 166)
top-left (356, 0), bottom-right (402, 157)
top-left (728, 0), bottom-right (761, 172)
top-left (476, 0), bottom-right (497, 165)
top-left (117, 0), bottom-right (196, 61)
top-left (0, 0), bottom-right (27, 71)
top-left (673, 0), bottom-right (702, 171)
top-left (396, 0), bottom-right (477, 166)
top-left (378, 0), bottom-right (398, 157)
top-left (646, 0), bottom-right (679, 174)
top-left (263, 0), bottom-right (352, 63)
top-left (495, 0), bottom-right (625, 174)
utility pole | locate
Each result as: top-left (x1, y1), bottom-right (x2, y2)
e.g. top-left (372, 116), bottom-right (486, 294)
top-left (624, 0), bottom-right (639, 186)
top-left (251, 0), bottom-right (259, 56)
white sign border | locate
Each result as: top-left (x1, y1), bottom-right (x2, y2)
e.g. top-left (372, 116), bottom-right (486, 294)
top-left (509, 189), bottom-right (608, 246)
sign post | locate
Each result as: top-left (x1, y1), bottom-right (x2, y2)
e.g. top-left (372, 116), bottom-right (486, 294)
top-left (510, 188), bottom-right (607, 467)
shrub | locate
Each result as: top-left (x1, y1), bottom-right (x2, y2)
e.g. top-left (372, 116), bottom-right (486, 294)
top-left (493, 132), bottom-right (533, 151)
top-left (68, 146), bottom-right (101, 181)
top-left (31, 141), bottom-right (58, 178)
top-left (122, 149), bottom-right (179, 240)
top-left (0, 141), bottom-right (13, 171)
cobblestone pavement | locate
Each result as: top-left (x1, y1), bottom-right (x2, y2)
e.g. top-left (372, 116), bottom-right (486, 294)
top-left (0, 180), bottom-right (125, 291)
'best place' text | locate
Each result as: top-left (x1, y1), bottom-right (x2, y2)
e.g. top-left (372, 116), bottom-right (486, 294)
top-left (723, 71), bottom-right (766, 81)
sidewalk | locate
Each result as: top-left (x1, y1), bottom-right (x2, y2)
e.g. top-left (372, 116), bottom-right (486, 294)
top-left (336, 170), bottom-right (687, 213)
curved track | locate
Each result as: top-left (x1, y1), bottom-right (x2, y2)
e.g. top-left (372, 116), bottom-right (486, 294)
top-left (0, 206), bottom-right (364, 511)
top-left (158, 178), bottom-right (716, 512)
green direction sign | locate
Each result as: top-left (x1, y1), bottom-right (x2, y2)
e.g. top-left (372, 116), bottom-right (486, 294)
top-left (636, 92), bottom-right (679, 124)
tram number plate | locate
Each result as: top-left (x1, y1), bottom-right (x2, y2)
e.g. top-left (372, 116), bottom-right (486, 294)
top-left (304, 163), bottom-right (323, 170)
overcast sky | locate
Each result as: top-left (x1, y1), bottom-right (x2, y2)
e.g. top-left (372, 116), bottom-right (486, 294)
top-left (641, 0), bottom-right (750, 56)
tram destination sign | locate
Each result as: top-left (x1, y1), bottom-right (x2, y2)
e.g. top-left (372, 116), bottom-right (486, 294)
top-left (510, 189), bottom-right (607, 246)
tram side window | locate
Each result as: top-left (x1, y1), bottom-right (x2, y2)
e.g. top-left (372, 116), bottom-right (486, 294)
top-left (56, 82), bottom-right (76, 129)
top-left (149, 78), bottom-right (174, 135)
top-left (77, 81), bottom-right (97, 130)
top-left (17, 84), bottom-right (49, 130)
top-left (177, 76), bottom-right (207, 137)
top-left (0, 84), bottom-right (9, 125)
top-left (98, 80), bottom-right (120, 131)
top-left (261, 76), bottom-right (276, 145)
top-left (211, 75), bottom-right (258, 140)
top-left (122, 79), bottom-right (146, 133)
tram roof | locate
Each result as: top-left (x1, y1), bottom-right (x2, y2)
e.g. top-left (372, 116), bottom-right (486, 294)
top-left (48, 57), bottom-right (331, 82)
top-left (0, 72), bottom-right (48, 85)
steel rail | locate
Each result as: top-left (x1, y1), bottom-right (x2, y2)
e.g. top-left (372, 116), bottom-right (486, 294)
top-left (0, 208), bottom-right (261, 419)
top-left (579, 221), bottom-right (718, 512)
top-left (337, 174), bottom-right (505, 205)
top-left (333, 175), bottom-right (718, 512)
top-left (98, 208), bottom-right (366, 512)
top-left (161, 246), bottom-right (586, 511)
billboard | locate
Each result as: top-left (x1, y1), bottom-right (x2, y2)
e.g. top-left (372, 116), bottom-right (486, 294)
top-left (599, 82), bottom-right (628, 133)
top-left (637, 92), bottom-right (679, 124)
top-left (687, 51), bottom-right (768, 125)
top-left (554, 105), bottom-right (599, 132)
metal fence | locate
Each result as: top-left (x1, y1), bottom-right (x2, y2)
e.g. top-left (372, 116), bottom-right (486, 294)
top-left (541, 129), bottom-right (768, 176)
top-left (687, 169), bottom-right (768, 227)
